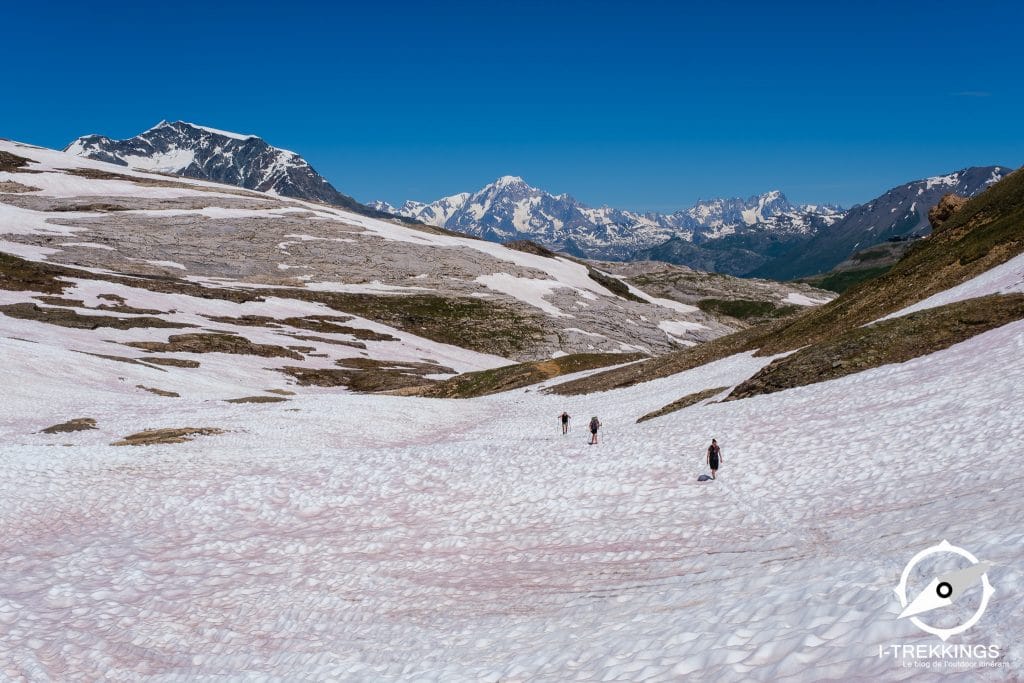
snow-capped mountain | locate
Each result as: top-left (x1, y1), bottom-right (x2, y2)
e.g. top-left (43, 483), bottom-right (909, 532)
top-left (749, 165), bottom-right (1012, 280)
top-left (66, 121), bottom-right (386, 216)
top-left (376, 177), bottom-right (843, 261)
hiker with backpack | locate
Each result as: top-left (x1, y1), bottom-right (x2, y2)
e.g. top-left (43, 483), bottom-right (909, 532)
top-left (588, 416), bottom-right (601, 445)
top-left (707, 438), bottom-right (722, 479)
top-left (559, 411), bottom-right (571, 435)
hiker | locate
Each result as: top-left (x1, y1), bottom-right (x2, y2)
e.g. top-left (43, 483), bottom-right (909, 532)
top-left (707, 438), bottom-right (722, 479)
top-left (559, 411), bottom-right (571, 435)
top-left (588, 416), bottom-right (601, 445)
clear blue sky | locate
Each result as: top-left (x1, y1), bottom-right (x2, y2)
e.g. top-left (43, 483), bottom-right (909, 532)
top-left (4, 0), bottom-right (1022, 211)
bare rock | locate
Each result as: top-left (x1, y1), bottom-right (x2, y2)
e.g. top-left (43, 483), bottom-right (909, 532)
top-left (928, 193), bottom-right (968, 234)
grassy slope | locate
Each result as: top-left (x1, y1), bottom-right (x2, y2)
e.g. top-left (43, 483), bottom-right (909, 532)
top-left (727, 294), bottom-right (1024, 400)
top-left (551, 167), bottom-right (1024, 397)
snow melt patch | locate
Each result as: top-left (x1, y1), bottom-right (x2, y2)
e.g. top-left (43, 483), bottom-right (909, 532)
top-left (882, 251), bottom-right (1024, 320)
top-left (658, 319), bottom-right (707, 338)
top-left (0, 316), bottom-right (1023, 679)
top-left (475, 273), bottom-right (570, 317)
top-left (119, 149), bottom-right (197, 173)
top-left (784, 292), bottom-right (833, 306)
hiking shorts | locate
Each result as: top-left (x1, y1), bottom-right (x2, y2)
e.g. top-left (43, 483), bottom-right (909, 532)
top-left (709, 455), bottom-right (720, 470)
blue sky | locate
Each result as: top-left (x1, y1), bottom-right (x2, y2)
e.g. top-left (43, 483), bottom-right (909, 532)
top-left (4, 0), bottom-right (1022, 211)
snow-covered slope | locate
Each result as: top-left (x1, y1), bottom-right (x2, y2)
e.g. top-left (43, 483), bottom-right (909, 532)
top-left (2, 138), bottom-right (1023, 680)
top-left (1, 299), bottom-right (1021, 679)
top-left (1, 139), bottom-right (745, 362)
top-left (378, 177), bottom-right (843, 262)
top-left (66, 121), bottom-right (386, 216)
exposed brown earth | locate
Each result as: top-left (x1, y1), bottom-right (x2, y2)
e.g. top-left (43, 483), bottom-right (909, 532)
top-left (422, 352), bottom-right (647, 399)
top-left (112, 427), bottom-right (225, 446)
top-left (146, 357), bottom-right (201, 368)
top-left (41, 417), bottom-right (97, 434)
top-left (136, 385), bottom-right (180, 397)
top-left (280, 358), bottom-right (454, 392)
top-left (0, 303), bottom-right (189, 330)
top-left (637, 387), bottom-right (730, 423)
top-left (0, 151), bottom-right (33, 172)
top-left (0, 180), bottom-right (40, 193)
top-left (224, 396), bottom-right (289, 404)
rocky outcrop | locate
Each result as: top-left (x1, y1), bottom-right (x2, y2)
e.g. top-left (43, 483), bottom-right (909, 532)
top-left (928, 193), bottom-right (968, 234)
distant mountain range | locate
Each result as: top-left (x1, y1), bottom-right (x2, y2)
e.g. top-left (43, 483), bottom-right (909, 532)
top-left (748, 166), bottom-right (1010, 280)
top-left (65, 122), bottom-right (1012, 279)
top-left (65, 121), bottom-right (389, 217)
top-left (376, 167), bottom-right (1010, 277)
top-left (371, 179), bottom-right (844, 265)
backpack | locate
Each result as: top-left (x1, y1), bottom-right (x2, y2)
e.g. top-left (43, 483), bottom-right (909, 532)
top-left (589, 417), bottom-right (599, 430)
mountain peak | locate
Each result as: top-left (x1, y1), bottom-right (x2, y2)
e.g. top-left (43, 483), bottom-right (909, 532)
top-left (142, 120), bottom-right (260, 142)
top-left (492, 175), bottom-right (528, 189)
top-left (65, 122), bottom-right (379, 216)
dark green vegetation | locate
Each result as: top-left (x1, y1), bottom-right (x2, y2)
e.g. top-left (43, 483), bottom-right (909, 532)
top-left (420, 352), bottom-right (647, 399)
top-left (804, 266), bottom-right (892, 294)
top-left (696, 298), bottom-right (800, 322)
top-left (636, 387), bottom-right (728, 423)
top-left (309, 293), bottom-right (544, 357)
top-left (798, 241), bottom-right (914, 293)
top-left (727, 294), bottom-right (1024, 400)
top-left (280, 358), bottom-right (454, 392)
top-left (553, 168), bottom-right (1024, 398)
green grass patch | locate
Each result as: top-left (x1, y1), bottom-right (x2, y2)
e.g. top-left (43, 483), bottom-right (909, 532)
top-left (851, 247), bottom-right (893, 263)
top-left (696, 298), bottom-right (799, 320)
top-left (809, 266), bottom-right (893, 294)
top-left (727, 294), bottom-right (1024, 400)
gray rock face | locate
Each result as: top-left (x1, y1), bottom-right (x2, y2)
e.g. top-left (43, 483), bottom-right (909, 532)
top-left (65, 121), bottom-right (389, 217)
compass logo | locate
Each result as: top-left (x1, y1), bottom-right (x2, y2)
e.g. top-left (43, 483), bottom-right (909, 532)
top-left (893, 540), bottom-right (995, 641)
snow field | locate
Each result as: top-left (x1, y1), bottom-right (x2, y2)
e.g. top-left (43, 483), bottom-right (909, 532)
top-left (1, 320), bottom-right (1022, 680)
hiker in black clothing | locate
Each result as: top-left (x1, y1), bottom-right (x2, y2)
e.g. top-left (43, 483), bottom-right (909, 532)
top-left (707, 439), bottom-right (722, 479)
top-left (559, 411), bottom-right (571, 435)
top-left (588, 416), bottom-right (601, 445)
